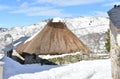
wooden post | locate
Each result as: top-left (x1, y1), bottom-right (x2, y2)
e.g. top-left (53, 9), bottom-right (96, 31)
top-left (0, 62), bottom-right (4, 79)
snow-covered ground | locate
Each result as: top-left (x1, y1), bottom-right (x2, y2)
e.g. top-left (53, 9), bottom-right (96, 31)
top-left (2, 57), bottom-right (112, 79)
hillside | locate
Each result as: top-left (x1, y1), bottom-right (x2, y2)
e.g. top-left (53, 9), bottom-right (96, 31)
top-left (0, 16), bottom-right (109, 53)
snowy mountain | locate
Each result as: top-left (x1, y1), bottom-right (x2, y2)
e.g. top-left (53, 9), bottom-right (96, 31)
top-left (0, 28), bottom-right (8, 32)
top-left (0, 16), bottom-right (109, 53)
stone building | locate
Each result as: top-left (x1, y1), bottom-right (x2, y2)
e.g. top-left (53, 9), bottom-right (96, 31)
top-left (108, 5), bottom-right (120, 79)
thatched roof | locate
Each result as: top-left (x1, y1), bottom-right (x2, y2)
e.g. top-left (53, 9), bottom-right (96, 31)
top-left (16, 20), bottom-right (91, 55)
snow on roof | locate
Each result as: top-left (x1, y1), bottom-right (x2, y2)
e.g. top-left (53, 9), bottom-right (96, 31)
top-left (39, 52), bottom-right (82, 59)
top-left (52, 17), bottom-right (63, 22)
top-left (24, 31), bottom-right (40, 43)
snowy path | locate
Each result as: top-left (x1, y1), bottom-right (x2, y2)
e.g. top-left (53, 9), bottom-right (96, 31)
top-left (3, 57), bottom-right (112, 79)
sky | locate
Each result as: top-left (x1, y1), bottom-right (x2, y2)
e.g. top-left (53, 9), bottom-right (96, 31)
top-left (0, 0), bottom-right (120, 28)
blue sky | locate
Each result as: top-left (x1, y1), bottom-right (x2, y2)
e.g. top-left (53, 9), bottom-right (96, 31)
top-left (0, 0), bottom-right (120, 28)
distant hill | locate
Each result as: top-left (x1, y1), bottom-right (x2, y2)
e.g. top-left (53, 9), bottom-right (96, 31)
top-left (0, 16), bottom-right (109, 53)
top-left (0, 28), bottom-right (8, 32)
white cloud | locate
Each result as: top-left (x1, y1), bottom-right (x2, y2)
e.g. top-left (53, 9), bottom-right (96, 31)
top-left (36, 0), bottom-right (106, 6)
top-left (0, 5), bottom-right (10, 10)
top-left (9, 3), bottom-right (72, 17)
top-left (94, 11), bottom-right (108, 17)
top-left (9, 0), bottom-right (109, 17)
top-left (12, 0), bottom-right (21, 2)
top-left (20, 2), bottom-right (29, 8)
top-left (17, 0), bottom-right (21, 1)
top-left (28, 9), bottom-right (71, 17)
top-left (103, 1), bottom-right (120, 7)
top-left (10, 0), bottom-right (21, 2)
top-left (16, 0), bottom-right (21, 2)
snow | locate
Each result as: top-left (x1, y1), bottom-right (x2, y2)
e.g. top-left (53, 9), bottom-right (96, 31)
top-left (65, 16), bottom-right (109, 35)
top-left (0, 54), bottom-right (4, 60)
top-left (39, 52), bottom-right (82, 59)
top-left (24, 31), bottom-right (40, 43)
top-left (52, 17), bottom-right (63, 22)
top-left (2, 57), bottom-right (112, 79)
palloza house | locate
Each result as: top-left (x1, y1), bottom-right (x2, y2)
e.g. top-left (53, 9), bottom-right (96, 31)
top-left (16, 18), bottom-right (91, 55)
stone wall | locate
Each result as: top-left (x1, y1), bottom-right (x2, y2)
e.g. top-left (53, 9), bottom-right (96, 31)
top-left (110, 21), bottom-right (120, 79)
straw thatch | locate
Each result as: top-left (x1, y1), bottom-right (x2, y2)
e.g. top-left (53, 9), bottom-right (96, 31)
top-left (16, 41), bottom-right (30, 54)
top-left (16, 20), bottom-right (90, 55)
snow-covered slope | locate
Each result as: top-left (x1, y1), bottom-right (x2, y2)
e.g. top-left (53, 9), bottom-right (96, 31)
top-left (0, 16), bottom-right (109, 53)
top-left (0, 28), bottom-right (8, 33)
top-left (65, 16), bottom-right (109, 35)
top-left (2, 57), bottom-right (112, 79)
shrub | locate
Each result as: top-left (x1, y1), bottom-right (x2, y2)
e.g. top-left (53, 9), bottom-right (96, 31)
top-left (105, 30), bottom-right (110, 52)
top-left (48, 54), bottom-right (82, 65)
